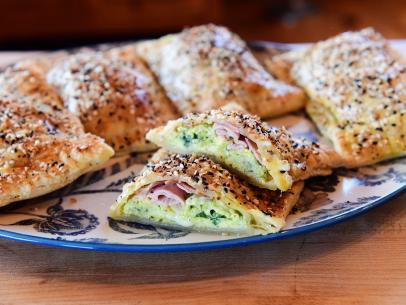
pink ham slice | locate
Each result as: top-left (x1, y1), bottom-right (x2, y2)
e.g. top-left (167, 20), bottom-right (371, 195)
top-left (176, 181), bottom-right (197, 193)
top-left (213, 122), bottom-right (262, 163)
top-left (213, 122), bottom-right (241, 144)
top-left (244, 137), bottom-right (262, 163)
top-left (146, 181), bottom-right (196, 206)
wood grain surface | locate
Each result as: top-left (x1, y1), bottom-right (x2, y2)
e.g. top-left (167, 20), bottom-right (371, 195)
top-left (0, 50), bottom-right (406, 304)
top-left (0, 193), bottom-right (404, 305)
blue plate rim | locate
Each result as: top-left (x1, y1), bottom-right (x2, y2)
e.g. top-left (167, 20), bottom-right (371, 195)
top-left (0, 183), bottom-right (404, 252)
top-left (0, 40), bottom-right (405, 253)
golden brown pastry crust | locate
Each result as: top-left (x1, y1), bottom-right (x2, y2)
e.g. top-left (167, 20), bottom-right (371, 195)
top-left (0, 97), bottom-right (114, 207)
top-left (136, 24), bottom-right (305, 118)
top-left (47, 51), bottom-right (178, 155)
top-left (0, 61), bottom-right (64, 109)
top-left (292, 28), bottom-right (406, 166)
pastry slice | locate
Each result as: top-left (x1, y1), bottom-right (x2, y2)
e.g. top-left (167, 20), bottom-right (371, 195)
top-left (47, 51), bottom-right (178, 155)
top-left (136, 24), bottom-right (304, 117)
top-left (0, 61), bottom-right (65, 109)
top-left (109, 153), bottom-right (304, 235)
top-left (0, 97), bottom-right (114, 207)
top-left (146, 110), bottom-right (342, 191)
top-left (292, 28), bottom-right (406, 166)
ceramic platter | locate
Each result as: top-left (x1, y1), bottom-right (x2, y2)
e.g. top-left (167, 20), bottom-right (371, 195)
top-left (0, 41), bottom-right (405, 252)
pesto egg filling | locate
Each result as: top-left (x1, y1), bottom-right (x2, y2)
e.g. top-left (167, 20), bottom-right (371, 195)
top-left (110, 154), bottom-right (302, 235)
top-left (121, 194), bottom-right (276, 234)
top-left (161, 124), bottom-right (273, 187)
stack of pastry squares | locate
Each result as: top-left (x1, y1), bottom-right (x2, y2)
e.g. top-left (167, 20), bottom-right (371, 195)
top-left (1, 24), bottom-right (404, 236)
top-left (110, 110), bottom-right (343, 234)
top-left (110, 26), bottom-right (406, 235)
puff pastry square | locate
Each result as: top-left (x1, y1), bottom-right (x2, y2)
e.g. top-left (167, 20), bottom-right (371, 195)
top-left (146, 110), bottom-right (342, 191)
top-left (110, 153), bottom-right (304, 235)
top-left (292, 28), bottom-right (406, 166)
top-left (0, 61), bottom-right (65, 109)
top-left (47, 51), bottom-right (178, 155)
top-left (0, 98), bottom-right (113, 207)
top-left (136, 24), bottom-right (305, 118)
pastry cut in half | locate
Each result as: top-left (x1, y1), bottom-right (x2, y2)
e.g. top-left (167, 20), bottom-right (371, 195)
top-left (146, 110), bottom-right (342, 191)
top-left (136, 24), bottom-right (304, 117)
top-left (0, 97), bottom-right (114, 207)
top-left (47, 51), bottom-right (178, 155)
top-left (292, 28), bottom-right (406, 166)
top-left (109, 153), bottom-right (304, 235)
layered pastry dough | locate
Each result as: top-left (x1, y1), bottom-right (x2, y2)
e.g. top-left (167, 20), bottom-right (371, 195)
top-left (292, 28), bottom-right (406, 166)
top-left (136, 24), bottom-right (305, 117)
top-left (0, 97), bottom-right (114, 207)
top-left (47, 51), bottom-right (178, 155)
top-left (110, 153), bottom-right (304, 235)
top-left (146, 110), bottom-right (342, 191)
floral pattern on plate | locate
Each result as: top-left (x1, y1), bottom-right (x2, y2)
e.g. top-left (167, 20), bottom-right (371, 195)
top-left (0, 41), bottom-right (405, 251)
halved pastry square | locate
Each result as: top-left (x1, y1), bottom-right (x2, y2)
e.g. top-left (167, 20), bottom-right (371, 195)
top-left (136, 24), bottom-right (305, 118)
top-left (292, 28), bottom-right (406, 166)
top-left (47, 51), bottom-right (178, 155)
top-left (110, 153), bottom-right (304, 235)
top-left (146, 110), bottom-right (342, 191)
top-left (0, 98), bottom-right (114, 207)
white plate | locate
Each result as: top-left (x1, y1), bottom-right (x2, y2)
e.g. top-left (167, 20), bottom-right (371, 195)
top-left (0, 41), bottom-right (405, 252)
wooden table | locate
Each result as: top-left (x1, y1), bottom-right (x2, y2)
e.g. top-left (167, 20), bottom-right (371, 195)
top-left (0, 193), bottom-right (404, 305)
top-left (1, 0), bottom-right (406, 47)
top-left (1, 52), bottom-right (406, 305)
